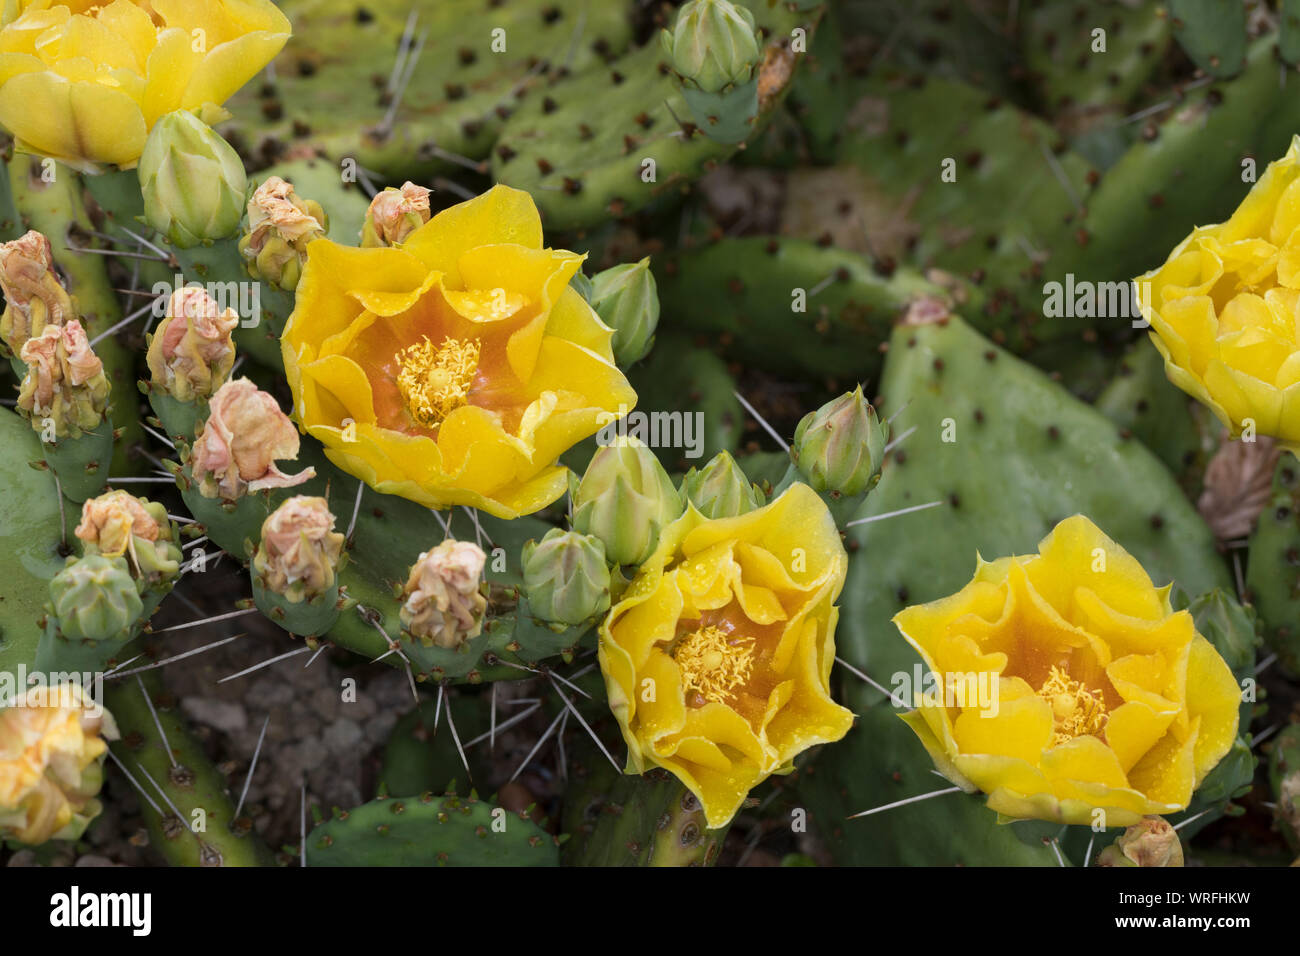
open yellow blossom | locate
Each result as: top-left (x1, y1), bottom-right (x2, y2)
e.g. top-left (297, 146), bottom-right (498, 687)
top-left (599, 482), bottom-right (855, 829)
top-left (0, 0), bottom-right (290, 171)
top-left (894, 515), bottom-right (1240, 827)
top-left (1137, 135), bottom-right (1300, 453)
top-left (0, 682), bottom-right (116, 845)
top-left (282, 185), bottom-right (637, 519)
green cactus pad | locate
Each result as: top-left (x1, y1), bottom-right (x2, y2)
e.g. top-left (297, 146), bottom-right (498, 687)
top-left (309, 792), bottom-right (560, 866)
top-left (491, 2), bottom-right (814, 230)
top-left (0, 408), bottom-right (68, 677)
top-left (1246, 457), bottom-right (1300, 675)
top-left (561, 754), bottom-right (726, 867)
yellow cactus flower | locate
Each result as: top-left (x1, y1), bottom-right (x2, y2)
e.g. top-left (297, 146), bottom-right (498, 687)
top-left (0, 0), bottom-right (290, 171)
top-left (598, 482), bottom-right (855, 829)
top-left (1136, 135), bottom-right (1300, 454)
top-left (894, 515), bottom-right (1240, 827)
top-left (282, 185), bottom-right (637, 519)
top-left (0, 682), bottom-right (116, 845)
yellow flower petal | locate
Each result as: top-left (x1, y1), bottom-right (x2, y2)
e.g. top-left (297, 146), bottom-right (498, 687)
top-left (598, 483), bottom-right (854, 828)
top-left (401, 185), bottom-right (545, 285)
top-left (896, 514), bottom-right (1243, 825)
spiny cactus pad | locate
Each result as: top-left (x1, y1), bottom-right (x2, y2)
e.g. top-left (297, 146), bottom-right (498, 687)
top-left (309, 792), bottom-right (560, 867)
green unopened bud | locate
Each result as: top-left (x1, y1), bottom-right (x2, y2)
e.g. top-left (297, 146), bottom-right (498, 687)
top-left (680, 450), bottom-right (763, 519)
top-left (48, 555), bottom-right (143, 643)
top-left (399, 539), bottom-right (487, 648)
top-left (660, 0), bottom-right (761, 93)
top-left (139, 110), bottom-right (248, 249)
top-left (572, 438), bottom-right (682, 567)
top-left (360, 181), bottom-right (431, 247)
top-left (238, 176), bottom-right (328, 292)
top-left (522, 529), bottom-right (611, 625)
top-left (1096, 815), bottom-right (1184, 867)
top-left (792, 386), bottom-right (889, 498)
top-left (17, 320), bottom-right (109, 439)
top-left (0, 230), bottom-right (75, 358)
top-left (569, 270), bottom-right (594, 304)
top-left (590, 257), bottom-right (659, 366)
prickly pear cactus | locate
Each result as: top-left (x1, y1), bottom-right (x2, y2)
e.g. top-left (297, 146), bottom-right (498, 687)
top-left (0, 0), bottom-right (1293, 879)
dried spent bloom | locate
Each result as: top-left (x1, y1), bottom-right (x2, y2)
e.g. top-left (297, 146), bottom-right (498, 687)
top-left (1097, 815), bottom-right (1185, 867)
top-left (17, 320), bottom-right (109, 438)
top-left (0, 683), bottom-right (117, 845)
top-left (895, 515), bottom-right (1241, 827)
top-left (400, 539), bottom-right (487, 649)
top-left (190, 378), bottom-right (314, 500)
top-left (75, 489), bottom-right (160, 558)
top-left (0, 230), bottom-right (74, 355)
top-left (1197, 433), bottom-right (1281, 543)
top-left (361, 181), bottom-right (433, 247)
top-left (239, 176), bottom-right (328, 291)
top-left (146, 286), bottom-right (239, 402)
top-left (254, 496), bottom-right (345, 602)
top-left (75, 490), bottom-right (178, 582)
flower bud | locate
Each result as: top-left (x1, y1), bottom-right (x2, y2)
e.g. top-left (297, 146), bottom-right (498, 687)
top-left (47, 555), bottom-right (144, 643)
top-left (569, 270), bottom-right (594, 304)
top-left (590, 257), bottom-right (659, 367)
top-left (146, 287), bottom-right (239, 402)
top-left (1097, 815), bottom-right (1184, 867)
top-left (0, 230), bottom-right (74, 356)
top-left (190, 378), bottom-right (314, 500)
top-left (660, 0), bottom-right (761, 94)
top-left (360, 181), bottom-right (432, 247)
top-left (238, 176), bottom-right (328, 291)
top-left (680, 450), bottom-right (763, 519)
top-left (522, 529), bottom-right (611, 626)
top-left (572, 437), bottom-right (682, 567)
top-left (791, 386), bottom-right (889, 498)
top-left (253, 496), bottom-right (345, 603)
top-left (400, 539), bottom-right (487, 648)
top-left (17, 321), bottom-right (109, 438)
top-left (76, 491), bottom-right (180, 584)
top-left (0, 683), bottom-right (117, 845)
top-left (138, 110), bottom-right (248, 249)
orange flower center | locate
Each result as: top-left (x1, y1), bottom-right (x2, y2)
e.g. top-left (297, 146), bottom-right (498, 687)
top-left (1036, 665), bottom-right (1108, 746)
top-left (395, 335), bottom-right (480, 429)
top-left (673, 625), bottom-right (756, 706)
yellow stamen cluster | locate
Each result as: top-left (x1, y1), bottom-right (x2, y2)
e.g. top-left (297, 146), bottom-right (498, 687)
top-left (673, 625), bottom-right (756, 706)
top-left (1036, 665), bottom-right (1109, 746)
top-left (396, 335), bottom-right (480, 429)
